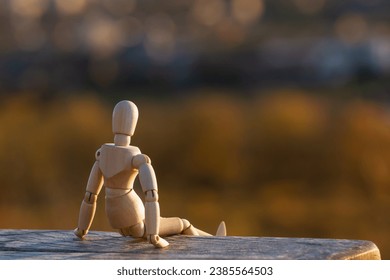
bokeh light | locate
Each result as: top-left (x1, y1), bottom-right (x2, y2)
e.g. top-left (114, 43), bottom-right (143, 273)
top-left (84, 13), bottom-right (123, 58)
top-left (232, 0), bottom-right (264, 26)
top-left (12, 18), bottom-right (46, 51)
top-left (10, 0), bottom-right (49, 19)
top-left (55, 0), bottom-right (87, 16)
top-left (144, 13), bottom-right (176, 63)
top-left (292, 0), bottom-right (326, 15)
top-left (102, 0), bottom-right (137, 16)
top-left (334, 13), bottom-right (369, 45)
top-left (192, 0), bottom-right (226, 27)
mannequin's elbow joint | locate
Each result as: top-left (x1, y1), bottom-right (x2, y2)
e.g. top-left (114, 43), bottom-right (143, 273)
top-left (145, 190), bottom-right (158, 202)
top-left (83, 192), bottom-right (97, 204)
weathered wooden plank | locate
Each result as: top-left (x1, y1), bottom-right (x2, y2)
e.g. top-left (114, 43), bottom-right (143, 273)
top-left (0, 230), bottom-right (381, 260)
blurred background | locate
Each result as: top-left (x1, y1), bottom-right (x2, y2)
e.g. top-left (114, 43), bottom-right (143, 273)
top-left (0, 0), bottom-right (390, 258)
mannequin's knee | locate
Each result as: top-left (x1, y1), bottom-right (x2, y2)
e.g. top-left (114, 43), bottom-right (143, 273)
top-left (181, 219), bottom-right (191, 231)
top-left (181, 219), bottom-right (199, 235)
top-left (131, 222), bottom-right (146, 238)
top-left (120, 222), bottom-right (145, 238)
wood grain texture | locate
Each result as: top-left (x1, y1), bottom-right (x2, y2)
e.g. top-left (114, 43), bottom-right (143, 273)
top-left (0, 230), bottom-right (381, 260)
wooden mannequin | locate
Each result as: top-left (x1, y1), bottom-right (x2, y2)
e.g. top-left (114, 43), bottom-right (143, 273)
top-left (74, 100), bottom-right (226, 248)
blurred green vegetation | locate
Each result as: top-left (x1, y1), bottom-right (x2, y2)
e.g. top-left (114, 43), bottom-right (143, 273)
top-left (0, 92), bottom-right (389, 258)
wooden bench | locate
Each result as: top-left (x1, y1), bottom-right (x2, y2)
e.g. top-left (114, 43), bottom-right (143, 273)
top-left (0, 229), bottom-right (381, 259)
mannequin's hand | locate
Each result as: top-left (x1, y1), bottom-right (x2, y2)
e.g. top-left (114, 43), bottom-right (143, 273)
top-left (148, 234), bottom-right (169, 248)
top-left (74, 228), bottom-right (88, 239)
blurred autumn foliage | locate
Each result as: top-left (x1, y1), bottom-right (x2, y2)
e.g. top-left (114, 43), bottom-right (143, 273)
top-left (0, 92), bottom-right (389, 258)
